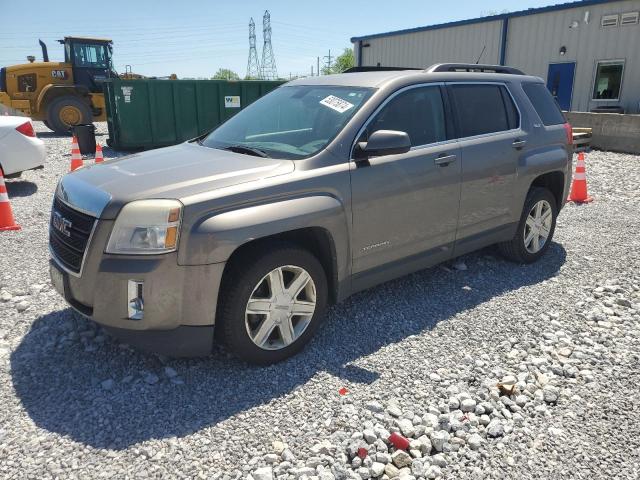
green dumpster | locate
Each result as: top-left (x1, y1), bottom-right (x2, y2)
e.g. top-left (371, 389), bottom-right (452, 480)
top-left (103, 78), bottom-right (285, 150)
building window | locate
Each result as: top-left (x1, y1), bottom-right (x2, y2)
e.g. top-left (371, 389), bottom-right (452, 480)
top-left (592, 61), bottom-right (624, 100)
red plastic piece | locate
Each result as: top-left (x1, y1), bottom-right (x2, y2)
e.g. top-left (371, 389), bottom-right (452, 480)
top-left (338, 387), bottom-right (348, 396)
top-left (388, 432), bottom-right (410, 450)
top-left (357, 447), bottom-right (368, 459)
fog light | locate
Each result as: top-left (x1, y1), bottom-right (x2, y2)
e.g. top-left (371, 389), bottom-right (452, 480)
top-left (127, 280), bottom-right (144, 320)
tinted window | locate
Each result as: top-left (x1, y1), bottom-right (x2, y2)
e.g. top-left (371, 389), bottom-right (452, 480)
top-left (365, 86), bottom-right (447, 147)
top-left (522, 82), bottom-right (566, 126)
top-left (501, 88), bottom-right (520, 130)
top-left (451, 84), bottom-right (516, 137)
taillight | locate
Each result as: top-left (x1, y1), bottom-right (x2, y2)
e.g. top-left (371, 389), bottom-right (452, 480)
top-left (563, 122), bottom-right (573, 146)
top-left (15, 121), bottom-right (35, 138)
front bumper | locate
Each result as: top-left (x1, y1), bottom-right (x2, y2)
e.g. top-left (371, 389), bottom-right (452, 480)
top-left (50, 218), bottom-right (225, 357)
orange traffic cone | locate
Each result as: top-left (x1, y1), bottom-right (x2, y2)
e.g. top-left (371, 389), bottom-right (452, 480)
top-left (95, 143), bottom-right (104, 163)
top-left (70, 136), bottom-right (83, 172)
top-left (568, 152), bottom-right (593, 203)
top-left (0, 170), bottom-right (20, 231)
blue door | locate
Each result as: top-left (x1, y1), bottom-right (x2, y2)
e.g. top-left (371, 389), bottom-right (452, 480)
top-left (547, 62), bottom-right (576, 111)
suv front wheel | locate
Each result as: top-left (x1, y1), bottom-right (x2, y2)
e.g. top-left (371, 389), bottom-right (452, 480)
top-left (499, 187), bottom-right (558, 264)
top-left (218, 243), bottom-right (328, 364)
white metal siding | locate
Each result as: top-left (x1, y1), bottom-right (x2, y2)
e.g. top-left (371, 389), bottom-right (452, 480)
top-left (354, 0), bottom-right (640, 113)
top-left (505, 0), bottom-right (640, 112)
top-left (360, 20), bottom-right (503, 69)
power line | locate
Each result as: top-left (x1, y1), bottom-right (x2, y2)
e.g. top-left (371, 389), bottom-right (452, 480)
top-left (260, 10), bottom-right (278, 80)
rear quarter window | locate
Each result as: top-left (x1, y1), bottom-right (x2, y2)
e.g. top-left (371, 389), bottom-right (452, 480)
top-left (450, 84), bottom-right (518, 138)
top-left (522, 82), bottom-right (566, 126)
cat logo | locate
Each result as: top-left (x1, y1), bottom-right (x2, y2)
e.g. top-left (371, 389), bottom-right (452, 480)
top-left (51, 70), bottom-right (67, 80)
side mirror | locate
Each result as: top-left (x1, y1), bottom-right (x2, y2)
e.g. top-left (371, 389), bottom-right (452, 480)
top-left (355, 130), bottom-right (411, 159)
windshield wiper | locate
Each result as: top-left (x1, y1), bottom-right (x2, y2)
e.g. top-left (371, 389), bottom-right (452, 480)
top-left (222, 145), bottom-right (270, 158)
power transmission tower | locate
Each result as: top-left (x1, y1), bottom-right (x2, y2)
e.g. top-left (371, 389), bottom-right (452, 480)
top-left (246, 18), bottom-right (261, 79)
top-left (324, 50), bottom-right (333, 74)
top-left (260, 10), bottom-right (278, 80)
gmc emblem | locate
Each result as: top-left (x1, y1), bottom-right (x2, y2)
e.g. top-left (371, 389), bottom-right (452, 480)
top-left (52, 211), bottom-right (72, 237)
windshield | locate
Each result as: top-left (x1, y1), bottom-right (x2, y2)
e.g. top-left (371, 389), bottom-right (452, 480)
top-left (202, 85), bottom-right (373, 159)
top-left (72, 43), bottom-right (110, 69)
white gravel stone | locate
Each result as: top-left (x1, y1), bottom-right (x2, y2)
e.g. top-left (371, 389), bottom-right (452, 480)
top-left (429, 431), bottom-right (449, 452)
top-left (391, 450), bottom-right (412, 468)
top-left (486, 419), bottom-right (505, 438)
top-left (460, 398), bottom-right (476, 412)
top-left (467, 433), bottom-right (483, 450)
top-left (252, 466), bottom-right (273, 480)
top-left (370, 462), bottom-right (385, 477)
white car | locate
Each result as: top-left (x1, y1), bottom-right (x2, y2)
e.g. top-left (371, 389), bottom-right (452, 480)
top-left (0, 116), bottom-right (45, 177)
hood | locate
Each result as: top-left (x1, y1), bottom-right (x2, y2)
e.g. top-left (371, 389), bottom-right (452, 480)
top-left (61, 142), bottom-right (294, 219)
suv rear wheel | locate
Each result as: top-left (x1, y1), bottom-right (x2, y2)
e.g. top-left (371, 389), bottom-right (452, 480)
top-left (218, 243), bottom-right (328, 364)
top-left (499, 187), bottom-right (557, 264)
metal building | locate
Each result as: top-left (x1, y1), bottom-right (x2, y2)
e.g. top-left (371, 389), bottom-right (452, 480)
top-left (351, 0), bottom-right (640, 113)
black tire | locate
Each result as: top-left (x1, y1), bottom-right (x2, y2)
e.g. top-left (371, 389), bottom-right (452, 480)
top-left (46, 96), bottom-right (92, 135)
top-left (217, 242), bottom-right (328, 365)
top-left (498, 187), bottom-right (558, 264)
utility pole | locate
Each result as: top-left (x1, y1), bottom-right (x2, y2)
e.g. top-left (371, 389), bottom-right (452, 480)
top-left (323, 50), bottom-right (333, 75)
top-left (311, 66), bottom-right (314, 77)
top-left (260, 10), bottom-right (278, 80)
top-left (246, 18), bottom-right (261, 79)
top-left (317, 56), bottom-right (320, 76)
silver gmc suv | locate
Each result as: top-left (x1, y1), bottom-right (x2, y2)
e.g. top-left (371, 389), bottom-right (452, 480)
top-left (49, 64), bottom-right (573, 364)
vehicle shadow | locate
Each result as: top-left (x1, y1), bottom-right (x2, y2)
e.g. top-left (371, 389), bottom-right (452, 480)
top-left (5, 180), bottom-right (38, 197)
top-left (37, 131), bottom-right (108, 139)
top-left (10, 243), bottom-right (566, 450)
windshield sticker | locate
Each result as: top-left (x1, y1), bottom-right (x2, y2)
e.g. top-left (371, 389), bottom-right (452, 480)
top-left (319, 95), bottom-right (354, 113)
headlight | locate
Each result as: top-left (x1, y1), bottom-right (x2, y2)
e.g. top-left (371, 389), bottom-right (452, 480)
top-left (106, 199), bottom-right (182, 254)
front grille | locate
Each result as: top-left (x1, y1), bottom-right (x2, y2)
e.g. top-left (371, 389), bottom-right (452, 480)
top-left (49, 196), bottom-right (96, 273)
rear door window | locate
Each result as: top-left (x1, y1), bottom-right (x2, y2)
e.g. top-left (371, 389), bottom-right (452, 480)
top-left (450, 84), bottom-right (518, 138)
top-left (522, 82), bottom-right (566, 125)
top-left (364, 85), bottom-right (447, 147)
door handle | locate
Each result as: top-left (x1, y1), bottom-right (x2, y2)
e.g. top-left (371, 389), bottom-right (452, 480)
top-left (434, 154), bottom-right (457, 166)
top-left (512, 139), bottom-right (527, 149)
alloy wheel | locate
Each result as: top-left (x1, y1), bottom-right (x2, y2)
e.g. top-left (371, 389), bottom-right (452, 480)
top-left (245, 265), bottom-right (317, 350)
top-left (524, 199), bottom-right (553, 254)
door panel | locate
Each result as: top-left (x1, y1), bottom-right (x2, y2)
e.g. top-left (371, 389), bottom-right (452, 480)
top-left (350, 145), bottom-right (462, 273)
top-left (454, 132), bottom-right (520, 239)
top-left (447, 83), bottom-right (523, 242)
top-left (547, 63), bottom-right (575, 111)
top-left (350, 85), bottom-right (461, 274)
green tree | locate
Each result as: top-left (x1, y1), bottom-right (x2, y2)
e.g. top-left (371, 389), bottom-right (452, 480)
top-left (322, 48), bottom-right (355, 75)
top-left (212, 68), bottom-right (240, 80)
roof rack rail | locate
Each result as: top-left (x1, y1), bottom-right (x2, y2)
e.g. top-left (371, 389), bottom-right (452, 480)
top-left (344, 66), bottom-right (422, 73)
top-left (426, 63), bottom-right (525, 75)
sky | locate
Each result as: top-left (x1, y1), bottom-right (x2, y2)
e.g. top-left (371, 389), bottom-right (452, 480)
top-left (1, 0), bottom-right (564, 79)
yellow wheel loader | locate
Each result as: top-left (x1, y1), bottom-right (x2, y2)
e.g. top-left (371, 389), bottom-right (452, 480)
top-left (0, 37), bottom-right (115, 134)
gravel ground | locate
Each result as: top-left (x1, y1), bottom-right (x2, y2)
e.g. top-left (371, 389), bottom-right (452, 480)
top-left (0, 122), bottom-right (639, 479)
